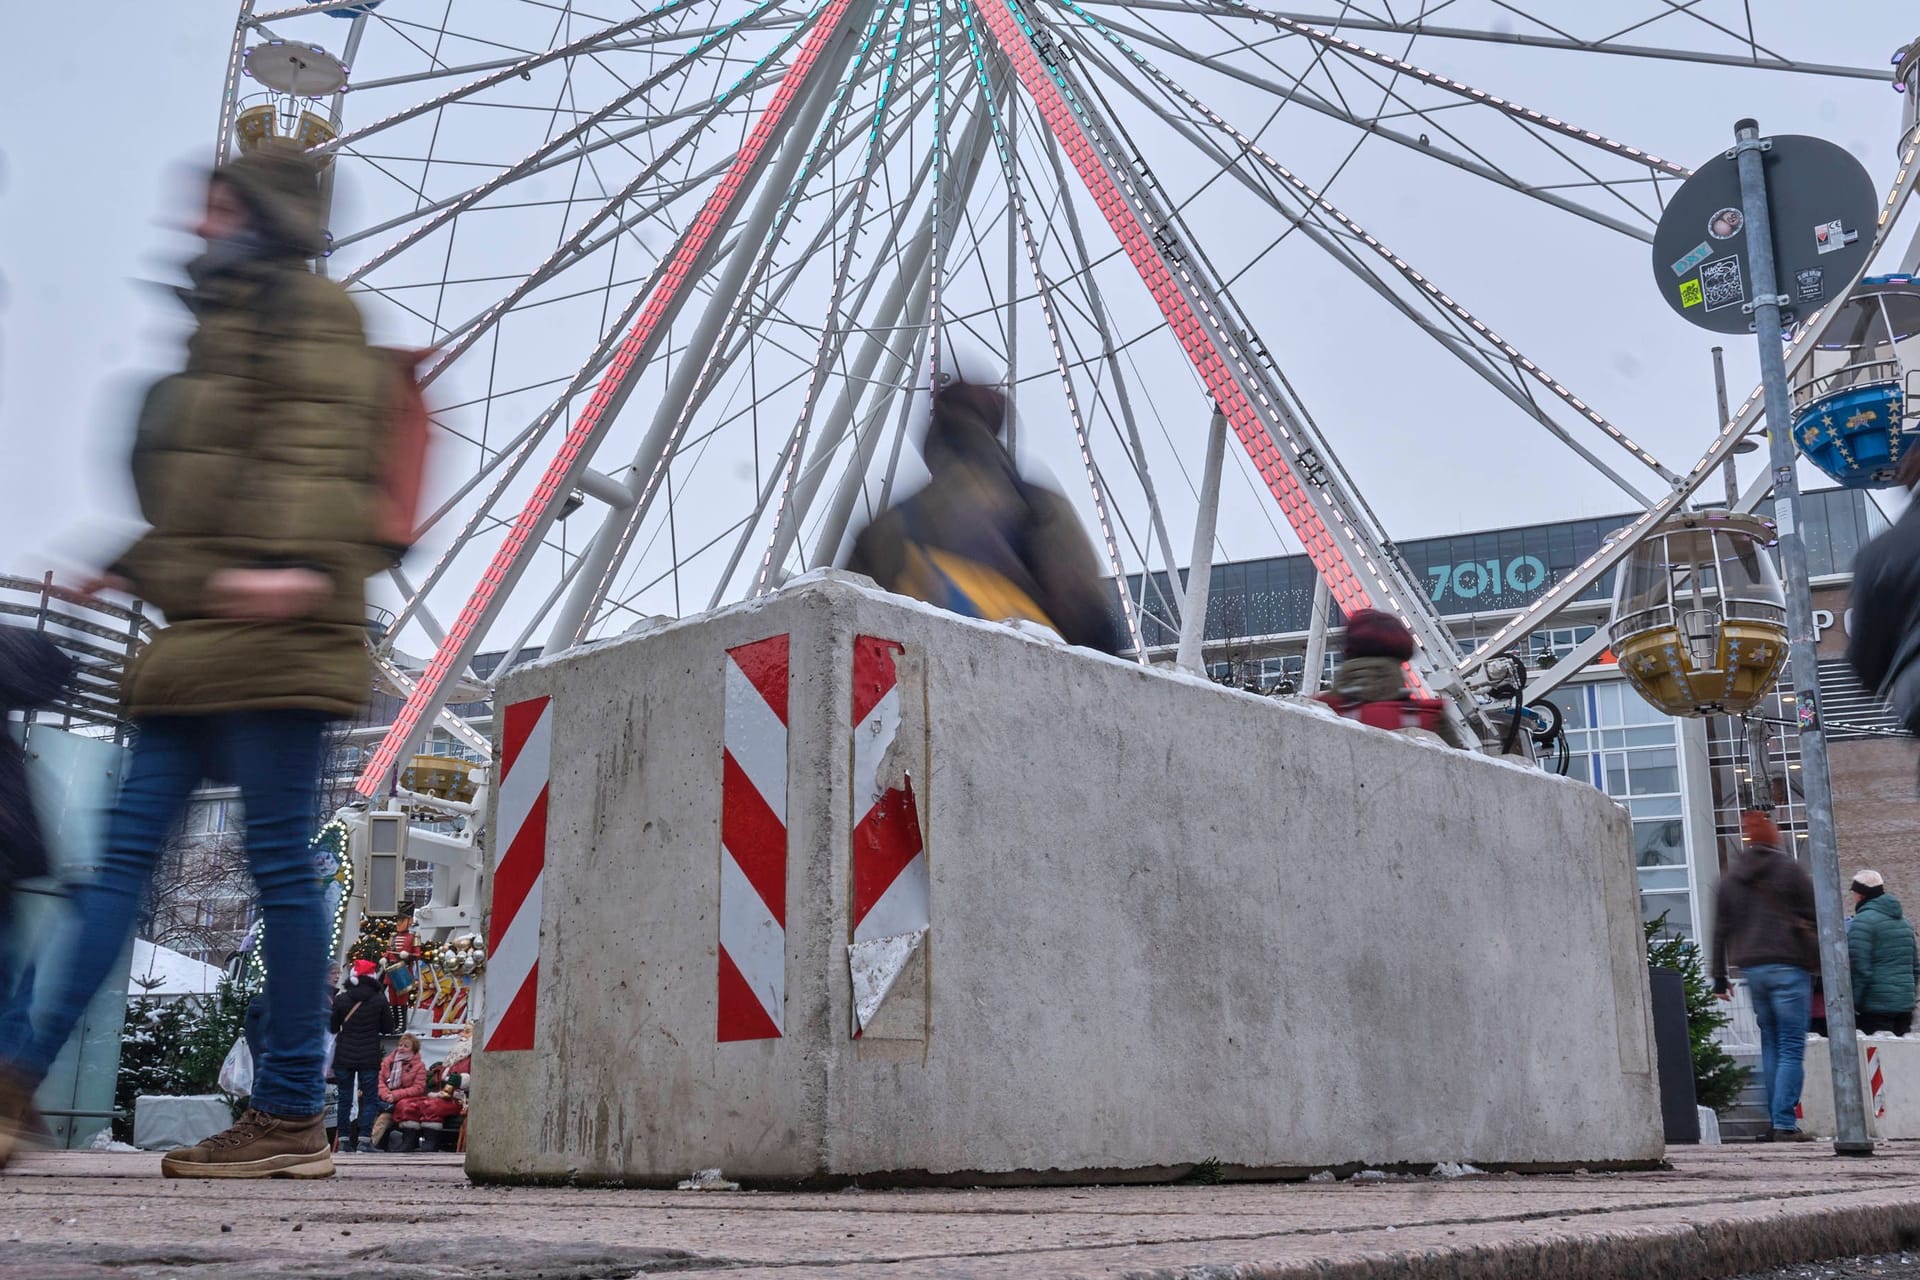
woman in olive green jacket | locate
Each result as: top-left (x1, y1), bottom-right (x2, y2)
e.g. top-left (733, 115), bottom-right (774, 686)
top-left (0, 148), bottom-right (390, 1181)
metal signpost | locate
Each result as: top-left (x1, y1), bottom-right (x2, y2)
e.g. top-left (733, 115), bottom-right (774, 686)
top-left (1654, 122), bottom-right (1879, 1156)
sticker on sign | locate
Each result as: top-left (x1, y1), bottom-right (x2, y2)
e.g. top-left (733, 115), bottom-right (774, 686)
top-left (1679, 279), bottom-right (1704, 308)
top-left (1670, 241), bottom-right (1713, 277)
top-left (1815, 219), bottom-right (1859, 255)
top-left (1795, 266), bottom-right (1825, 303)
top-left (1700, 257), bottom-right (1745, 312)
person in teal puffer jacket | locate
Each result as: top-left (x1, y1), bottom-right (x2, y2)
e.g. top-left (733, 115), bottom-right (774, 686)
top-left (1848, 869), bottom-right (1920, 1036)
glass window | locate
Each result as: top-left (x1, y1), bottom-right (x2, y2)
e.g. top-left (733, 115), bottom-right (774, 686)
top-left (1627, 754), bottom-right (1680, 796)
top-left (1629, 795), bottom-right (1683, 819)
top-left (1634, 819), bottom-right (1688, 866)
top-left (1642, 891), bottom-right (1694, 939)
top-left (1619, 684), bottom-right (1663, 725)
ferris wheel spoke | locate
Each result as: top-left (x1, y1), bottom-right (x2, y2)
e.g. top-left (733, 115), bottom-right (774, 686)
top-left (738, 8), bottom-right (944, 600)
top-left (314, 0), bottom-right (737, 159)
top-left (1075, 3), bottom-right (1658, 242)
top-left (1064, 9), bottom-right (1678, 493)
top-left (982, 0), bottom-right (1480, 713)
top-left (362, 1), bottom-right (873, 744)
top-left (540, 0), bottom-right (895, 650)
top-left (1093, 1), bottom-right (1888, 80)
top-left (339, 0), bottom-right (800, 282)
top-left (1029, 118), bottom-right (1182, 614)
top-left (804, 87), bottom-right (1005, 574)
top-left (960, 5), bottom-right (1148, 660)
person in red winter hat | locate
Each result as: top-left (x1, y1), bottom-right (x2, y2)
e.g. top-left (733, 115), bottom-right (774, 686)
top-left (1312, 609), bottom-right (1464, 747)
top-left (1713, 809), bottom-right (1818, 1142)
top-left (330, 959), bottom-right (388, 1153)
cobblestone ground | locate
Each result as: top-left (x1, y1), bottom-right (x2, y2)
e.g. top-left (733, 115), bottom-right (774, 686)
top-left (1738, 1257), bottom-right (1920, 1279)
top-left (10, 1145), bottom-right (1920, 1278)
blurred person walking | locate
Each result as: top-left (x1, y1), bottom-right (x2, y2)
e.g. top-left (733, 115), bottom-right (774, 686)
top-left (0, 627), bottom-right (76, 1165)
top-left (1713, 810), bottom-right (1818, 1142)
top-left (845, 381), bottom-right (1122, 655)
top-left (1313, 609), bottom-right (1465, 748)
top-left (0, 147), bottom-right (390, 1178)
top-left (1847, 869), bottom-right (1919, 1037)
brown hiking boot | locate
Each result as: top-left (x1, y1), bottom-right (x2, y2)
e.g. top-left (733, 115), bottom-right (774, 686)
top-left (0, 1070), bottom-right (42, 1171)
top-left (160, 1109), bottom-right (334, 1180)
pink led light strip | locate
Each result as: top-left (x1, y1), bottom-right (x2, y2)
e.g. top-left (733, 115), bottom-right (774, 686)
top-left (356, 0), bottom-right (858, 797)
top-left (970, 0), bottom-right (1372, 618)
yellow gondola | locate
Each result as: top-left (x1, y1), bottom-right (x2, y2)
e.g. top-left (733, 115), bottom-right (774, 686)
top-left (1607, 510), bottom-right (1788, 717)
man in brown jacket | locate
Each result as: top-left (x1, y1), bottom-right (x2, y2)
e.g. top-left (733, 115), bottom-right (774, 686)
top-left (0, 147), bottom-right (389, 1178)
top-left (1712, 810), bottom-right (1818, 1142)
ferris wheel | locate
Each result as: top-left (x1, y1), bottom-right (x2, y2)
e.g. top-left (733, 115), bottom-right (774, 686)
top-left (214, 0), bottom-right (1920, 795)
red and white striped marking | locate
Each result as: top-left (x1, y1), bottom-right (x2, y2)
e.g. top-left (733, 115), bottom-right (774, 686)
top-left (484, 695), bottom-right (552, 1053)
top-left (851, 636), bottom-right (928, 947)
top-left (1869, 1043), bottom-right (1887, 1119)
top-left (719, 635), bottom-right (790, 1041)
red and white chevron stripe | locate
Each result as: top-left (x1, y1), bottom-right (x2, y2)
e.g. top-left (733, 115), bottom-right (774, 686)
top-left (1869, 1043), bottom-right (1887, 1119)
top-left (719, 635), bottom-right (791, 1042)
top-left (851, 636), bottom-right (929, 948)
top-left (484, 695), bottom-right (552, 1053)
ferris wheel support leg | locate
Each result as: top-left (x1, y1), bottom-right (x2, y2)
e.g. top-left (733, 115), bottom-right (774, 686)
top-left (1301, 575), bottom-right (1332, 696)
top-left (540, 13), bottom-right (871, 652)
top-left (762, 91), bottom-right (999, 587)
top-left (810, 276), bottom-right (939, 572)
top-left (354, 0), bottom-right (870, 797)
top-left (748, 223), bottom-right (937, 594)
top-left (1174, 408), bottom-right (1228, 675)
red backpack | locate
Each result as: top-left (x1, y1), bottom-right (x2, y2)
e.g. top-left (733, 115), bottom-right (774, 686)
top-left (1314, 691), bottom-right (1448, 735)
top-left (374, 349), bottom-right (434, 562)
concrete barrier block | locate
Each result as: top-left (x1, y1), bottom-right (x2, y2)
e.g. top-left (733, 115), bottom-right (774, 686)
top-left (466, 577), bottom-right (1661, 1184)
top-left (1799, 1035), bottom-right (1920, 1138)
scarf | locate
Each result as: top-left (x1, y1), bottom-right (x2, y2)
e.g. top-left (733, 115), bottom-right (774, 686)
top-left (387, 1050), bottom-right (412, 1090)
top-left (177, 227), bottom-right (281, 314)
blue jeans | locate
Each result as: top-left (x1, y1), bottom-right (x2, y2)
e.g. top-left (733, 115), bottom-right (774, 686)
top-left (0, 713), bottom-right (333, 1118)
top-left (1746, 963), bottom-right (1813, 1132)
top-left (336, 1066), bottom-right (381, 1146)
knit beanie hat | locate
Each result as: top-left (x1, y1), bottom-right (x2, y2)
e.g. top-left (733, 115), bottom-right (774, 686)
top-left (1343, 609), bottom-right (1415, 662)
top-left (1741, 810), bottom-right (1782, 849)
top-left (1853, 869), bottom-right (1886, 898)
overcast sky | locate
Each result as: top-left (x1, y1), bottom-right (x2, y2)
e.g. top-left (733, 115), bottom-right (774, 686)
top-left (3, 3), bottom-right (1917, 639)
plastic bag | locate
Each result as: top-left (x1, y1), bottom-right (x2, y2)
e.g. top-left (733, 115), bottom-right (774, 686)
top-left (217, 1036), bottom-right (254, 1098)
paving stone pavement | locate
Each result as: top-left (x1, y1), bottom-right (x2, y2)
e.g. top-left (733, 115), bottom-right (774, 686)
top-left (10, 1144), bottom-right (1920, 1279)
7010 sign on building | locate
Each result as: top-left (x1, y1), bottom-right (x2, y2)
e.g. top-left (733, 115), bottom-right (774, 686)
top-left (1425, 555), bottom-right (1551, 607)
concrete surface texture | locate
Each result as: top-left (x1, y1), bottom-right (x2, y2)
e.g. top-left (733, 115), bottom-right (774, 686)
top-left (12, 1145), bottom-right (1920, 1278)
top-left (470, 575), bottom-right (1660, 1184)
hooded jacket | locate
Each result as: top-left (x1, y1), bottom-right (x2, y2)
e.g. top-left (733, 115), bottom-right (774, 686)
top-left (846, 400), bottom-right (1122, 655)
top-left (112, 148), bottom-right (390, 719)
top-left (330, 974), bottom-right (387, 1071)
top-left (1848, 893), bottom-right (1920, 1015)
top-left (1316, 656), bottom-right (1466, 749)
top-left (1712, 842), bottom-right (1817, 988)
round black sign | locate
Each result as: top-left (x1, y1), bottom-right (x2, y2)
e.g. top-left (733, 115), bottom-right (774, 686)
top-left (1651, 133), bottom-right (1878, 335)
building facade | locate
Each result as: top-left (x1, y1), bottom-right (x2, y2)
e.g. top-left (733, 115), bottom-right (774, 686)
top-left (1123, 488), bottom-right (1907, 944)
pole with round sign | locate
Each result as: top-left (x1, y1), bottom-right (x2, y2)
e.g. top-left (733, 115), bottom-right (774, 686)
top-left (1653, 122), bottom-right (1878, 1156)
